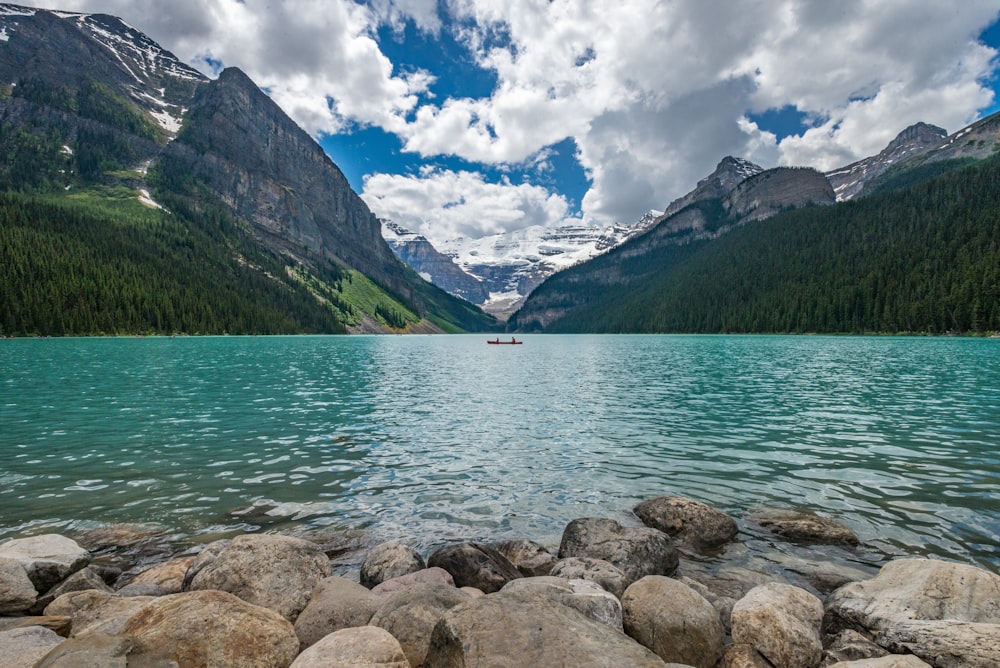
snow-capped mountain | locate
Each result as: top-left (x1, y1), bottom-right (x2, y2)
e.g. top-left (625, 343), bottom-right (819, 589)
top-left (382, 215), bottom-right (658, 318)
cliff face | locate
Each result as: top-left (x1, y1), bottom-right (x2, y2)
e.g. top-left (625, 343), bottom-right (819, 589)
top-left (658, 156), bottom-right (763, 222)
top-left (724, 167), bottom-right (835, 222)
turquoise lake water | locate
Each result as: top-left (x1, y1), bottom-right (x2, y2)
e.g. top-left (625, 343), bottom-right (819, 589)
top-left (1, 334), bottom-right (998, 573)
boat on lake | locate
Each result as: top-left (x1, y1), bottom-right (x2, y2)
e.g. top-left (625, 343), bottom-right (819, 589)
top-left (488, 338), bottom-right (522, 345)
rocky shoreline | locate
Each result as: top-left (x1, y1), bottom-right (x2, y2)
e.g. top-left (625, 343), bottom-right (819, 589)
top-left (1, 495), bottom-right (997, 667)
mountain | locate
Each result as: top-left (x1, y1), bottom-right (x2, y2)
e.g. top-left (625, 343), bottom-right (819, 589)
top-left (825, 122), bottom-right (948, 200)
top-left (0, 4), bottom-right (497, 335)
top-left (657, 156), bottom-right (763, 221)
top-left (382, 220), bottom-right (490, 305)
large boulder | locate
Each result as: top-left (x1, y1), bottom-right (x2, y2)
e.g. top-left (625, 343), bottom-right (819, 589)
top-left (501, 576), bottom-right (623, 630)
top-left (183, 534), bottom-right (329, 621)
top-left (371, 566), bottom-right (455, 596)
top-left (549, 556), bottom-right (629, 598)
top-left (0, 626), bottom-right (64, 668)
top-left (293, 576), bottom-right (381, 650)
top-left (32, 632), bottom-right (175, 667)
top-left (360, 541), bottom-right (426, 588)
top-left (749, 508), bottom-right (859, 546)
top-left (495, 539), bottom-right (558, 576)
top-left (558, 517), bottom-right (678, 586)
top-left (633, 496), bottom-right (738, 552)
top-left (370, 582), bottom-right (470, 667)
top-left (290, 626), bottom-right (409, 667)
top-left (44, 590), bottom-right (157, 637)
top-left (124, 556), bottom-right (195, 594)
top-left (0, 557), bottom-right (37, 613)
top-left (120, 589), bottom-right (299, 668)
top-left (622, 575), bottom-right (725, 668)
top-left (427, 542), bottom-right (522, 593)
top-left (0, 534), bottom-right (90, 592)
top-left (823, 558), bottom-right (1000, 668)
top-left (32, 565), bottom-right (114, 613)
top-left (822, 629), bottom-right (890, 665)
top-left (426, 592), bottom-right (669, 667)
top-left (731, 582), bottom-right (824, 668)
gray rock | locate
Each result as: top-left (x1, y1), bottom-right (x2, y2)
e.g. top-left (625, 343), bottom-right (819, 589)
top-left (622, 575), bottom-right (726, 668)
top-left (115, 583), bottom-right (171, 597)
top-left (293, 576), bottom-right (381, 650)
top-left (827, 657), bottom-right (932, 668)
top-left (550, 556), bottom-right (629, 598)
top-left (0, 557), bottom-right (37, 613)
top-left (44, 590), bottom-right (156, 637)
top-left (124, 556), bottom-right (194, 594)
top-left (731, 582), bottom-right (824, 668)
top-left (676, 575), bottom-right (735, 633)
top-left (633, 496), bottom-right (738, 551)
top-left (360, 541), bottom-right (426, 588)
top-left (427, 541), bottom-right (522, 593)
top-left (822, 629), bottom-right (889, 666)
top-left (426, 592), bottom-right (669, 667)
top-left (501, 576), bottom-right (623, 630)
top-left (290, 626), bottom-right (409, 667)
top-left (0, 615), bottom-right (71, 637)
top-left (495, 539), bottom-right (558, 576)
top-left (558, 517), bottom-right (678, 586)
top-left (32, 632), bottom-right (177, 667)
top-left (184, 534), bottom-right (330, 621)
top-left (371, 566), bottom-right (455, 596)
top-left (0, 534), bottom-right (90, 592)
top-left (876, 620), bottom-right (1000, 668)
top-left (120, 590), bottom-right (299, 668)
top-left (0, 626), bottom-right (64, 668)
top-left (749, 508), bottom-right (859, 546)
top-left (32, 565), bottom-right (114, 613)
top-left (370, 582), bottom-right (470, 667)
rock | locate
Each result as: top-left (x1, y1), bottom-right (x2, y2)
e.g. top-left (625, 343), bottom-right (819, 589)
top-left (293, 576), bottom-right (381, 650)
top-left (558, 517), bottom-right (678, 586)
top-left (0, 626), bottom-right (64, 668)
top-left (0, 557), bottom-right (37, 613)
top-left (822, 629), bottom-right (889, 665)
top-left (371, 566), bottom-right (455, 596)
top-left (826, 657), bottom-right (932, 668)
top-left (120, 589), bottom-right (299, 668)
top-left (823, 558), bottom-right (1000, 667)
top-left (622, 575), bottom-right (726, 668)
top-left (125, 557), bottom-right (194, 594)
top-left (550, 556), bottom-right (629, 598)
top-left (360, 541), bottom-right (426, 588)
top-left (44, 590), bottom-right (156, 637)
top-left (427, 541), bottom-right (522, 593)
top-left (749, 508), bottom-right (859, 546)
top-left (495, 539), bottom-right (558, 576)
top-left (633, 496), bottom-right (738, 551)
top-left (370, 582), bottom-right (470, 667)
top-left (183, 533), bottom-right (329, 621)
top-left (719, 643), bottom-right (775, 668)
top-left (290, 626), bottom-right (409, 667)
top-left (501, 576), bottom-right (623, 630)
top-left (731, 582), bottom-right (824, 668)
top-left (73, 524), bottom-right (164, 551)
top-left (116, 583), bottom-right (171, 597)
top-left (677, 575), bottom-right (735, 633)
top-left (0, 615), bottom-right (72, 637)
top-left (0, 534), bottom-right (90, 592)
top-left (32, 632), bottom-right (176, 667)
top-left (32, 565), bottom-right (114, 613)
top-left (426, 592), bottom-right (669, 667)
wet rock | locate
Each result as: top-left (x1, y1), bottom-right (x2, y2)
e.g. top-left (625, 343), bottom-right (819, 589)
top-left (0, 626), bottom-right (64, 668)
top-left (749, 508), bottom-right (859, 546)
top-left (0, 557), bottom-right (37, 613)
top-left (370, 582), bottom-right (471, 667)
top-left (0, 534), bottom-right (90, 592)
top-left (426, 592), bottom-right (669, 667)
top-left (290, 626), bottom-right (409, 668)
top-left (622, 575), bottom-right (725, 668)
top-left (32, 632), bottom-right (176, 667)
top-left (495, 538), bottom-right (558, 576)
top-left (634, 496), bottom-right (739, 552)
top-left (360, 541), bottom-right (426, 588)
top-left (44, 590), bottom-right (156, 637)
top-left (293, 576), bottom-right (380, 650)
top-left (125, 556), bottom-right (194, 594)
top-left (120, 589), bottom-right (299, 668)
top-left (550, 556), bottom-right (629, 598)
top-left (183, 533), bottom-right (329, 621)
top-left (731, 582), bottom-right (824, 668)
top-left (501, 576), bottom-right (623, 630)
top-left (559, 517), bottom-right (678, 586)
top-left (371, 566), bottom-right (455, 596)
top-left (427, 541), bottom-right (522, 593)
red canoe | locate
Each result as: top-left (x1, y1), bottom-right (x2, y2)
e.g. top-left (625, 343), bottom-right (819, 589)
top-left (488, 339), bottom-right (522, 344)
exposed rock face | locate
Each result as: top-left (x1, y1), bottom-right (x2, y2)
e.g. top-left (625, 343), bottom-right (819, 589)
top-left (731, 582), bottom-right (825, 668)
top-left (290, 626), bottom-right (409, 668)
top-left (427, 542), bottom-right (522, 593)
top-left (369, 582), bottom-right (471, 667)
top-left (558, 517), bottom-right (678, 586)
top-left (293, 576), bottom-right (381, 650)
top-left (501, 576), bottom-right (624, 630)
top-left (494, 539), bottom-right (558, 577)
top-left (360, 541), bottom-right (426, 589)
top-left (0, 534), bottom-right (90, 592)
top-left (825, 123), bottom-right (948, 200)
top-left (622, 575), bottom-right (726, 667)
top-left (426, 592), bottom-right (669, 667)
top-left (633, 496), bottom-right (739, 552)
top-left (724, 167), bottom-right (836, 222)
top-left (749, 507), bottom-right (859, 546)
top-left (382, 221), bottom-right (490, 305)
top-left (183, 533), bottom-right (330, 621)
top-left (659, 156), bottom-right (764, 221)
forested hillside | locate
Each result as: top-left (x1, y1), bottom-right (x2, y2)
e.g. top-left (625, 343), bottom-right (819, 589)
top-left (514, 156), bottom-right (1000, 335)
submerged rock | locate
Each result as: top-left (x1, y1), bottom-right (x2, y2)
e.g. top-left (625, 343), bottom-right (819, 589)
top-left (749, 508), bottom-right (859, 546)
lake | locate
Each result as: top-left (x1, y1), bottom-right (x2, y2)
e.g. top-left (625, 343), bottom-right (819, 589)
top-left (2, 334), bottom-right (998, 575)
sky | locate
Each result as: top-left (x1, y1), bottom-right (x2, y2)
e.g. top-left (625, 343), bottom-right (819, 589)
top-left (19, 1), bottom-right (1000, 246)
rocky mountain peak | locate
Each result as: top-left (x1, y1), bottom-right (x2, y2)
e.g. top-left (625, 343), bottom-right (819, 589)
top-left (658, 156), bottom-right (764, 222)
